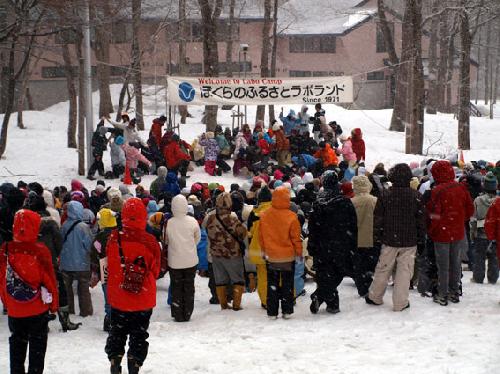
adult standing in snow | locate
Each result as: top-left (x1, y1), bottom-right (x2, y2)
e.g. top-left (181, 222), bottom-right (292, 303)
top-left (259, 187), bottom-right (302, 319)
top-left (350, 128), bottom-right (366, 162)
top-left (105, 113), bottom-right (147, 147)
top-left (164, 195), bottom-right (201, 322)
top-left (427, 160), bottom-right (474, 305)
top-left (308, 171), bottom-right (358, 314)
top-left (310, 103), bottom-right (325, 142)
top-left (60, 201), bottom-right (94, 317)
top-left (0, 209), bottom-right (59, 374)
top-left (366, 163), bottom-right (425, 311)
top-left (205, 192), bottom-right (247, 311)
top-left (110, 135), bottom-right (126, 179)
top-left (88, 120), bottom-right (109, 180)
top-left (274, 123), bottom-right (290, 167)
top-left (298, 105), bottom-right (311, 135)
top-left (105, 198), bottom-right (160, 374)
top-left (279, 108), bottom-right (300, 136)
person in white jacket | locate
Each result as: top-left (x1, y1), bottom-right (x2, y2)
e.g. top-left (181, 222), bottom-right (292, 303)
top-left (164, 194), bottom-right (201, 322)
top-left (105, 112), bottom-right (147, 147)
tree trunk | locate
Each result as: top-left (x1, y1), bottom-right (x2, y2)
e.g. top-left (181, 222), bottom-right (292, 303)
top-left (445, 32), bottom-right (456, 113)
top-left (178, 0), bottom-right (189, 124)
top-left (62, 42), bottom-right (78, 148)
top-left (225, 0), bottom-right (236, 78)
top-left (437, 7), bottom-right (450, 112)
top-left (116, 77), bottom-right (131, 121)
top-left (484, 21), bottom-right (491, 105)
top-left (475, 25), bottom-right (482, 104)
top-left (426, 0), bottom-right (439, 114)
top-left (268, 0), bottom-right (279, 124)
top-left (256, 0), bottom-right (272, 123)
top-left (95, 2), bottom-right (113, 118)
top-left (198, 0), bottom-right (223, 132)
top-left (0, 40), bottom-right (18, 158)
top-left (493, 27), bottom-right (500, 104)
top-left (458, 7), bottom-right (471, 150)
top-left (76, 33), bottom-right (86, 175)
top-left (131, 0), bottom-right (144, 130)
top-left (17, 69), bottom-right (30, 129)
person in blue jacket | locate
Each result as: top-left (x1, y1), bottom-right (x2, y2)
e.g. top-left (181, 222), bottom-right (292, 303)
top-left (292, 154), bottom-right (318, 171)
top-left (163, 171), bottom-right (181, 197)
top-left (279, 108), bottom-right (300, 136)
top-left (60, 201), bottom-right (94, 317)
top-left (197, 227), bottom-right (209, 275)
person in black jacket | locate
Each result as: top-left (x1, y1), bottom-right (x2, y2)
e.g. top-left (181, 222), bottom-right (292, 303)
top-left (88, 120), bottom-right (109, 180)
top-left (307, 170), bottom-right (358, 314)
top-left (366, 163), bottom-right (425, 311)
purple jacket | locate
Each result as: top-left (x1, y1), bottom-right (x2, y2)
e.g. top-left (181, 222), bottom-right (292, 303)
top-left (199, 138), bottom-right (220, 161)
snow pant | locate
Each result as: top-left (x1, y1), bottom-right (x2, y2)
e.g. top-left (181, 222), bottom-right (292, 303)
top-left (434, 238), bottom-right (465, 299)
top-left (472, 238), bottom-right (499, 284)
top-left (276, 150), bottom-right (289, 167)
top-left (55, 269), bottom-right (69, 310)
top-left (112, 164), bottom-right (125, 178)
top-left (216, 157), bottom-right (231, 173)
top-left (368, 245), bottom-right (416, 311)
top-left (256, 264), bottom-right (268, 307)
top-left (88, 155), bottom-right (104, 177)
top-left (465, 224), bottom-right (474, 267)
top-left (62, 270), bottom-right (93, 317)
top-left (212, 257), bottom-right (245, 286)
top-left (294, 258), bottom-right (305, 296)
top-left (169, 266), bottom-right (196, 322)
top-left (352, 247), bottom-right (380, 297)
top-left (311, 260), bottom-right (344, 310)
top-left (172, 159), bottom-right (189, 177)
top-left (105, 308), bottom-right (152, 367)
top-left (208, 263), bottom-right (217, 301)
top-left (204, 160), bottom-right (217, 176)
top-left (417, 238), bottom-right (438, 295)
top-left (266, 262), bottom-right (295, 317)
top-left (8, 312), bottom-right (49, 374)
top-left (102, 284), bottom-right (111, 316)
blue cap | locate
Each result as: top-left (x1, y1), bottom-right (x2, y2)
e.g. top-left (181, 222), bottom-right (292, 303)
top-left (115, 136), bottom-right (125, 146)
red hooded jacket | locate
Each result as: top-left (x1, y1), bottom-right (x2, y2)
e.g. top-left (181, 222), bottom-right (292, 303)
top-left (485, 197), bottom-right (500, 260)
top-left (106, 198), bottom-right (161, 312)
top-left (0, 210), bottom-right (59, 318)
top-left (427, 161), bottom-right (474, 242)
top-left (150, 119), bottom-right (163, 147)
top-left (351, 128), bottom-right (365, 161)
top-left (163, 140), bottom-right (190, 169)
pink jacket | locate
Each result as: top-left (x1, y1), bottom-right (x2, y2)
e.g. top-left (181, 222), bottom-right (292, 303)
top-left (123, 144), bottom-right (152, 169)
top-left (341, 140), bottom-right (356, 162)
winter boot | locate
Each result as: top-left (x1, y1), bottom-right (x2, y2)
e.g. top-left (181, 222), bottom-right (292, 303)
top-left (248, 273), bottom-right (257, 292)
top-left (216, 286), bottom-right (229, 310)
top-left (58, 307), bottom-right (82, 332)
top-left (103, 314), bottom-right (111, 332)
top-left (433, 295), bottom-right (448, 306)
top-left (232, 285), bottom-right (245, 311)
top-left (128, 359), bottom-right (140, 374)
top-left (110, 358), bottom-right (122, 374)
top-left (310, 294), bottom-right (321, 314)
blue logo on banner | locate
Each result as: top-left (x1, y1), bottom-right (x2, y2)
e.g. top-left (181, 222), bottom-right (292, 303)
top-left (178, 82), bottom-right (196, 102)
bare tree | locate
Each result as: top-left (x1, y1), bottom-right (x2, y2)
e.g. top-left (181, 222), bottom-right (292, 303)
top-left (255, 0), bottom-right (272, 123)
top-left (483, 19), bottom-right (492, 104)
top-left (75, 29), bottom-right (86, 175)
top-left (268, 0), bottom-right (279, 123)
top-left (426, 0), bottom-right (440, 114)
top-left (225, 0), bottom-right (236, 78)
top-left (61, 41), bottom-right (78, 148)
top-left (178, 0), bottom-right (189, 123)
top-left (198, 0), bottom-right (223, 132)
top-left (457, 2), bottom-right (472, 150)
top-left (131, 0), bottom-right (144, 130)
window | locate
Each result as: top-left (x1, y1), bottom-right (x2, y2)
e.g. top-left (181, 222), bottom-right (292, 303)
top-left (367, 71), bottom-right (385, 81)
top-left (112, 23), bottom-right (132, 44)
top-left (376, 23), bottom-right (394, 53)
top-left (190, 22), bottom-right (203, 42)
top-left (289, 35), bottom-right (336, 53)
top-left (289, 70), bottom-right (312, 77)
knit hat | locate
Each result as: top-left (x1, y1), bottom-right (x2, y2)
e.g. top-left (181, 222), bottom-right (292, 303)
top-left (483, 172), bottom-right (498, 193)
top-left (149, 212), bottom-right (164, 229)
top-left (157, 166), bottom-right (168, 178)
top-left (208, 182), bottom-right (219, 191)
top-left (257, 186), bottom-right (272, 203)
top-left (25, 193), bottom-right (47, 212)
top-left (274, 180), bottom-right (284, 188)
top-left (272, 123), bottom-right (281, 131)
top-left (206, 131), bottom-right (215, 139)
top-left (389, 163), bottom-right (413, 187)
top-left (230, 183), bottom-right (240, 192)
top-left (351, 175), bottom-right (372, 195)
top-left (187, 194), bottom-right (200, 205)
top-left (302, 172), bottom-right (314, 184)
top-left (216, 192), bottom-right (232, 211)
top-left (322, 170), bottom-right (339, 190)
top-left (115, 136), bottom-right (125, 146)
top-left (341, 181), bottom-right (354, 198)
top-left (97, 208), bottom-right (117, 229)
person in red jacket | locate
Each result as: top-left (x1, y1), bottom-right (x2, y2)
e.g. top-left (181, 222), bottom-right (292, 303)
top-left (350, 128), bottom-right (365, 162)
top-left (163, 134), bottom-right (191, 177)
top-left (0, 209), bottom-right (59, 374)
top-left (149, 116), bottom-right (166, 148)
top-left (427, 160), bottom-right (474, 305)
top-left (105, 198), bottom-right (161, 374)
top-left (485, 196), bottom-right (500, 265)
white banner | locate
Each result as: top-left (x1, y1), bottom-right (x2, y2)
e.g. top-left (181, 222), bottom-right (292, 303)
top-left (167, 76), bottom-right (353, 105)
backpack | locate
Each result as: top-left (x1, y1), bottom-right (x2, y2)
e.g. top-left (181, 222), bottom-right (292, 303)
top-left (5, 244), bottom-right (40, 303)
top-left (117, 232), bottom-right (148, 294)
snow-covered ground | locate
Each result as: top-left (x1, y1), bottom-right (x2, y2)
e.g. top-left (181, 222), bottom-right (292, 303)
top-left (0, 86), bottom-right (500, 373)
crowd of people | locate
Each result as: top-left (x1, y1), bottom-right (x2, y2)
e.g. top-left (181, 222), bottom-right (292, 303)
top-left (1, 104), bottom-right (500, 374)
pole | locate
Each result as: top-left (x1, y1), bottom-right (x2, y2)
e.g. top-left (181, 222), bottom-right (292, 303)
top-left (243, 50), bottom-right (247, 123)
top-left (83, 1), bottom-right (94, 175)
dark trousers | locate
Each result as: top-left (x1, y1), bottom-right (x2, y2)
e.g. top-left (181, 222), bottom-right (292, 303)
top-left (9, 312), bottom-right (49, 374)
top-left (62, 270), bottom-right (93, 316)
top-left (170, 266), bottom-right (196, 322)
top-left (88, 155), bottom-right (104, 177)
top-left (473, 238), bottom-right (499, 284)
top-left (208, 263), bottom-right (217, 300)
top-left (266, 262), bottom-right (295, 317)
top-left (112, 164), bottom-right (125, 178)
top-left (170, 159), bottom-right (189, 177)
top-left (105, 308), bottom-right (152, 367)
top-left (216, 156), bottom-right (231, 173)
top-left (352, 247), bottom-right (380, 297)
top-left (55, 270), bottom-right (68, 309)
top-left (417, 238), bottom-right (438, 296)
top-left (311, 260), bottom-right (344, 310)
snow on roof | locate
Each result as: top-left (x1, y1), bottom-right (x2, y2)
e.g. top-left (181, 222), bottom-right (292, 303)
top-left (278, 0), bottom-right (376, 35)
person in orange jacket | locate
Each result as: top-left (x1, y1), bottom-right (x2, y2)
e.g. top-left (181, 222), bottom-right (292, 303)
top-left (259, 187), bottom-right (302, 319)
top-left (314, 141), bottom-right (339, 170)
top-left (0, 209), bottom-right (59, 374)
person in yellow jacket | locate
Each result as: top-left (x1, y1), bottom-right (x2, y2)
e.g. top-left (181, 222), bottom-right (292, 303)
top-left (247, 186), bottom-right (273, 308)
top-left (259, 187), bottom-right (302, 319)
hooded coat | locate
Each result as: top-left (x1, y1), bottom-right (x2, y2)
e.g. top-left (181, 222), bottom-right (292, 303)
top-left (279, 110), bottom-right (300, 135)
top-left (314, 143), bottom-right (339, 167)
top-left (485, 198), bottom-right (500, 261)
top-left (471, 193), bottom-right (496, 240)
top-left (43, 190), bottom-right (61, 227)
top-left (165, 195), bottom-right (201, 269)
top-left (308, 172), bottom-right (358, 268)
top-left (150, 166), bottom-right (168, 200)
top-left (351, 176), bottom-right (377, 248)
top-left (199, 133), bottom-right (220, 161)
top-left (0, 209), bottom-right (59, 318)
top-left (60, 201), bottom-right (93, 272)
top-left (205, 193), bottom-right (247, 259)
top-left (427, 160), bottom-right (474, 243)
top-left (164, 140), bottom-right (190, 169)
top-left (106, 198), bottom-right (161, 312)
top-left (259, 187), bottom-right (302, 263)
top-left (350, 128), bottom-right (366, 161)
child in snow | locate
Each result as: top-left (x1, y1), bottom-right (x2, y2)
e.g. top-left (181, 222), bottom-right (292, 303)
top-left (110, 135), bottom-right (126, 179)
top-left (88, 120), bottom-right (109, 180)
top-left (339, 135), bottom-right (357, 165)
top-left (199, 132), bottom-right (221, 176)
top-left (123, 143), bottom-right (152, 184)
top-left (351, 128), bottom-right (366, 162)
